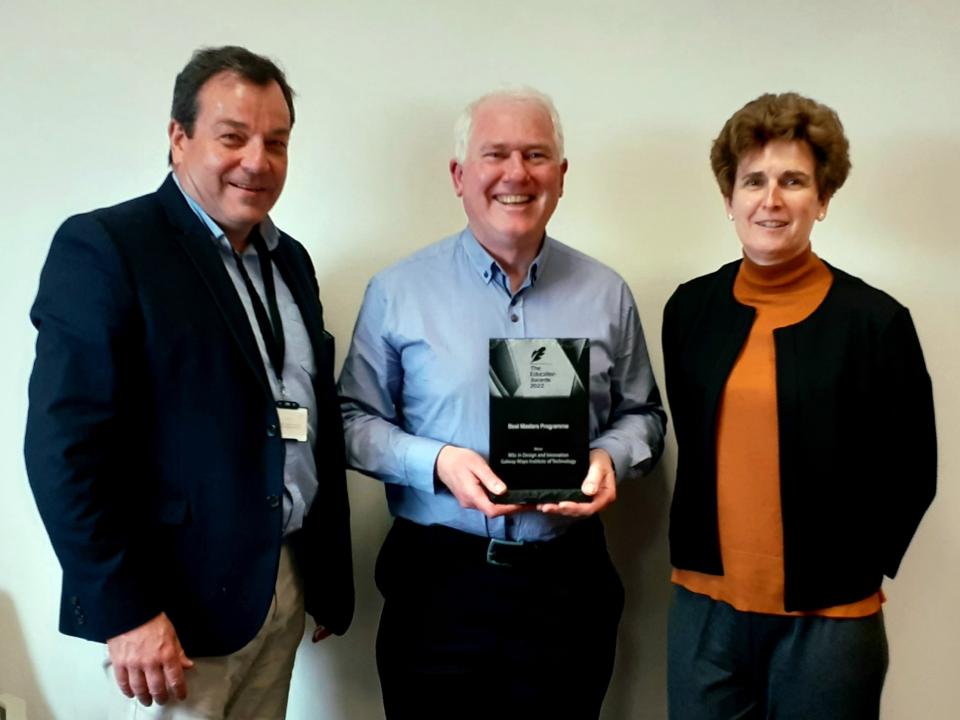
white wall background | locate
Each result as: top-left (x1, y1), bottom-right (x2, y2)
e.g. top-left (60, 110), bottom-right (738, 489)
top-left (2, 1), bottom-right (957, 717)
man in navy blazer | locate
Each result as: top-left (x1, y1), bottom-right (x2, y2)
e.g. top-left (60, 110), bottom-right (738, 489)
top-left (24, 46), bottom-right (353, 716)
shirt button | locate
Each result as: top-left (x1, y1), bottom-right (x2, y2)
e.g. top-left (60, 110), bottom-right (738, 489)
top-left (266, 424), bottom-right (278, 437)
top-left (266, 495), bottom-right (281, 509)
top-left (510, 314), bottom-right (519, 323)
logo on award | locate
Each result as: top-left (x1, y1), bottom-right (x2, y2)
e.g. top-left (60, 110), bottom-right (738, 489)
top-left (490, 338), bottom-right (588, 399)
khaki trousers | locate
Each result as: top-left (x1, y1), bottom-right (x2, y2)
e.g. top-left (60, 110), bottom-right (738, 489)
top-left (105, 545), bottom-right (305, 720)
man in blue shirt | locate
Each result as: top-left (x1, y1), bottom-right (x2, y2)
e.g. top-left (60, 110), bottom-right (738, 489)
top-left (25, 46), bottom-right (353, 717)
top-left (339, 87), bottom-right (665, 718)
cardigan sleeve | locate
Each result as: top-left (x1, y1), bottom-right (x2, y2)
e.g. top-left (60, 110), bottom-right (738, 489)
top-left (661, 290), bottom-right (683, 441)
top-left (876, 306), bottom-right (936, 578)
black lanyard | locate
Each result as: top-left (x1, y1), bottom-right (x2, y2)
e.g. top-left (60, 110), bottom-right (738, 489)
top-left (232, 232), bottom-right (285, 386)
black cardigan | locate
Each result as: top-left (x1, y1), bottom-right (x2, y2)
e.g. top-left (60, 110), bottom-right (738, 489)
top-left (662, 259), bottom-right (936, 612)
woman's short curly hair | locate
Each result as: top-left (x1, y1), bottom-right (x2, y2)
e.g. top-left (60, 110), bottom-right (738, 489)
top-left (710, 92), bottom-right (851, 201)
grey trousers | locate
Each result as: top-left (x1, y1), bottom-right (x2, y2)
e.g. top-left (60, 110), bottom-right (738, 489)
top-left (668, 585), bottom-right (888, 720)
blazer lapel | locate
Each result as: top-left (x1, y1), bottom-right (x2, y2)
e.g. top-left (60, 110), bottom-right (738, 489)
top-left (272, 239), bottom-right (327, 358)
top-left (156, 175), bottom-right (272, 398)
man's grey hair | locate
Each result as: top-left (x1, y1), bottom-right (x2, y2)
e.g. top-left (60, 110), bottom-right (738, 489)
top-left (453, 86), bottom-right (565, 163)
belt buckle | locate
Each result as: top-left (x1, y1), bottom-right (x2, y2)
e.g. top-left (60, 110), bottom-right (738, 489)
top-left (486, 538), bottom-right (525, 567)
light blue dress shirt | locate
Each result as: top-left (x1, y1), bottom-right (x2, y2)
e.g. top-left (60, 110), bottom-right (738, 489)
top-left (172, 174), bottom-right (319, 535)
top-left (339, 228), bottom-right (666, 542)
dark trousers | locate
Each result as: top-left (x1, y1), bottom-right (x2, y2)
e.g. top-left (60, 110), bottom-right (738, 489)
top-left (668, 585), bottom-right (888, 720)
top-left (375, 517), bottom-right (625, 720)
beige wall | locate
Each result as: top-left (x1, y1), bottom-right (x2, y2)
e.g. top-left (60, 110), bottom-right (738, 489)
top-left (2, 1), bottom-right (957, 717)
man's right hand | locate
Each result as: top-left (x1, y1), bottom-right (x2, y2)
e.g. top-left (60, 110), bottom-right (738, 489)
top-left (435, 445), bottom-right (525, 518)
top-left (107, 612), bottom-right (194, 706)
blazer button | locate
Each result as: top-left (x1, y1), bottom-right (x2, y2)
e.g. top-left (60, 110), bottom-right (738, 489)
top-left (71, 596), bottom-right (80, 606)
top-left (76, 615), bottom-right (86, 626)
top-left (266, 424), bottom-right (278, 437)
top-left (266, 495), bottom-right (280, 509)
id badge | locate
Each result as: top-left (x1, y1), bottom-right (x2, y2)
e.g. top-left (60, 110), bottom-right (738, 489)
top-left (276, 400), bottom-right (309, 442)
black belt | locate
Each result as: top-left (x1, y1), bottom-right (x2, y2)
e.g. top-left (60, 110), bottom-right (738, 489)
top-left (391, 516), bottom-right (605, 569)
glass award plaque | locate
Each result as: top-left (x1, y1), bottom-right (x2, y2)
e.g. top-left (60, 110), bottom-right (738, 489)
top-left (488, 338), bottom-right (590, 503)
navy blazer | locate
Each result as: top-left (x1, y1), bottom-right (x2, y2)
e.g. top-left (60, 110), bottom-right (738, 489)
top-left (25, 175), bottom-right (354, 655)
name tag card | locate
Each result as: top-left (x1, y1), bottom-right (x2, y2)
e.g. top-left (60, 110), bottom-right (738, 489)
top-left (277, 400), bottom-right (308, 442)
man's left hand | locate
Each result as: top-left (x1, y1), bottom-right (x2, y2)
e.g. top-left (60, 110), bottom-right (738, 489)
top-left (537, 449), bottom-right (616, 517)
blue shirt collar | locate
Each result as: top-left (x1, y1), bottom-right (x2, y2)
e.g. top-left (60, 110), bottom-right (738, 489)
top-left (171, 172), bottom-right (280, 251)
top-left (458, 226), bottom-right (552, 294)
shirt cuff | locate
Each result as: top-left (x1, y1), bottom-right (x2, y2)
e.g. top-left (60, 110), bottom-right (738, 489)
top-left (401, 435), bottom-right (448, 494)
top-left (589, 438), bottom-right (632, 484)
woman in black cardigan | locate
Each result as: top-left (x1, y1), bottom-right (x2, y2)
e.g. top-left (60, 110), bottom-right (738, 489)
top-left (663, 92), bottom-right (936, 720)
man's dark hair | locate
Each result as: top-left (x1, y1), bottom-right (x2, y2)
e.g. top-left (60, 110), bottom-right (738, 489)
top-left (168, 46), bottom-right (295, 164)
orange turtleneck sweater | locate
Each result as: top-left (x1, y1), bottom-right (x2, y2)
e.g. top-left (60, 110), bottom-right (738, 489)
top-left (673, 246), bottom-right (882, 617)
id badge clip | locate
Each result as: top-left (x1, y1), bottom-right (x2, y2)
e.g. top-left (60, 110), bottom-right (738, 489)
top-left (276, 400), bottom-right (308, 442)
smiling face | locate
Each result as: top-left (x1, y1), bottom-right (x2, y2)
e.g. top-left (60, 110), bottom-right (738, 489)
top-left (450, 98), bottom-right (567, 257)
top-left (725, 139), bottom-right (830, 265)
top-left (169, 71), bottom-right (291, 251)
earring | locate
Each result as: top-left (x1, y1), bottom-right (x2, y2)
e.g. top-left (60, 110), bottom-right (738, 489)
top-left (817, 213), bottom-right (825, 221)
top-left (727, 214), bottom-right (734, 221)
